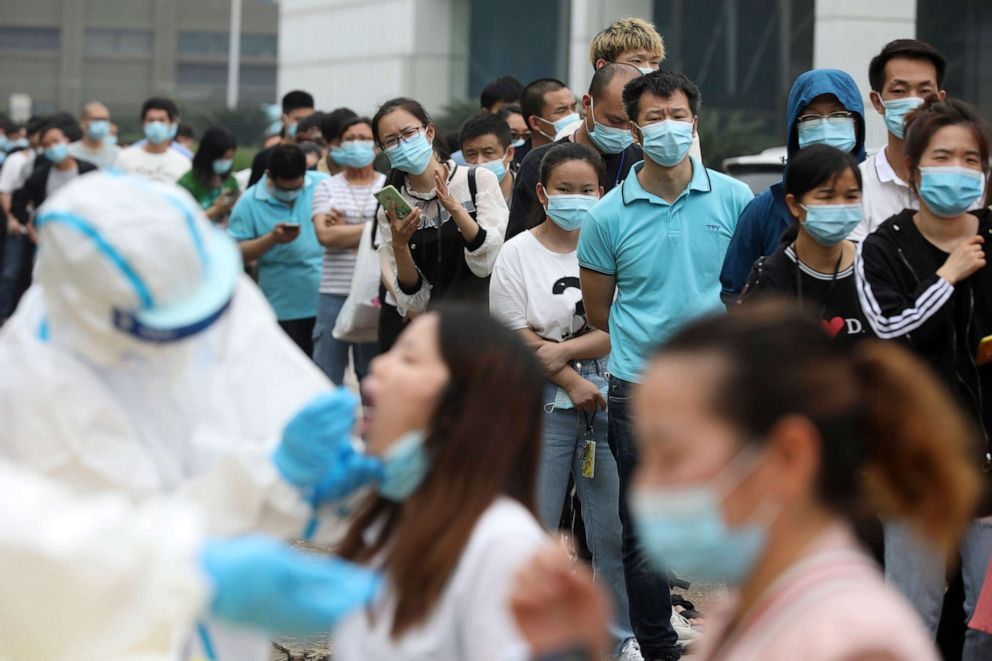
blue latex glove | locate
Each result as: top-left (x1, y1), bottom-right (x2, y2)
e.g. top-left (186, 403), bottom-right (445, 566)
top-left (312, 444), bottom-right (384, 505)
top-left (202, 535), bottom-right (380, 635)
top-left (274, 388), bottom-right (359, 488)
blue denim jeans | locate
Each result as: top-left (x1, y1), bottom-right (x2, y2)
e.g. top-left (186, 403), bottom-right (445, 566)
top-left (609, 376), bottom-right (680, 659)
top-left (312, 293), bottom-right (378, 385)
top-left (538, 362), bottom-right (633, 649)
top-left (885, 518), bottom-right (992, 660)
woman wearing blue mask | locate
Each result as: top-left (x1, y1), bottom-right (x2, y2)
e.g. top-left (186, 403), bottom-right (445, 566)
top-left (372, 97), bottom-right (508, 352)
top-left (740, 145), bottom-right (871, 341)
top-left (177, 127), bottom-right (240, 225)
top-left (512, 303), bottom-right (979, 661)
top-left (490, 142), bottom-right (635, 657)
top-left (311, 116), bottom-right (385, 385)
top-left (857, 98), bottom-right (992, 659)
top-left (333, 306), bottom-right (548, 660)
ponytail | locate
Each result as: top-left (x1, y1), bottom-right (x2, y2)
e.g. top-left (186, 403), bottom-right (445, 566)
top-left (852, 341), bottom-right (981, 553)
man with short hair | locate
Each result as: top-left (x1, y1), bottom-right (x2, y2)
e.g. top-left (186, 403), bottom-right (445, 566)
top-left (114, 97), bottom-right (191, 183)
top-left (68, 101), bottom-right (119, 168)
top-left (508, 64), bottom-right (642, 239)
top-left (460, 111), bottom-right (516, 204)
top-left (480, 76), bottom-right (525, 112)
top-left (579, 71), bottom-right (753, 661)
top-left (249, 91), bottom-right (316, 186)
top-left (852, 39), bottom-right (952, 240)
top-left (518, 78), bottom-right (578, 161)
top-left (590, 17), bottom-right (665, 72)
top-left (229, 144), bottom-right (329, 354)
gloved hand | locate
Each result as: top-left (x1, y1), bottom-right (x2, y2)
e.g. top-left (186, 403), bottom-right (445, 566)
top-left (312, 444), bottom-right (384, 505)
top-left (201, 535), bottom-right (380, 635)
top-left (274, 388), bottom-right (359, 488)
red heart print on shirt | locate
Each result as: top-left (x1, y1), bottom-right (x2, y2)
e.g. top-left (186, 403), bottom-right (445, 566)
top-left (821, 317), bottom-right (845, 338)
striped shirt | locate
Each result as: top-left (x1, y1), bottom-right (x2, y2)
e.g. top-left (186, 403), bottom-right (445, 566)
top-left (311, 172), bottom-right (385, 295)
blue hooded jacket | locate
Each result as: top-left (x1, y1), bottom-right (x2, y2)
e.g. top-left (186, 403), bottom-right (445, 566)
top-left (719, 69), bottom-right (866, 296)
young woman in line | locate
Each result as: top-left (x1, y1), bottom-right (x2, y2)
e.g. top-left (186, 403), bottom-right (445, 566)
top-left (372, 97), bottom-right (508, 352)
top-left (332, 306), bottom-right (548, 660)
top-left (490, 142), bottom-right (634, 656)
top-left (177, 126), bottom-right (239, 225)
top-left (512, 303), bottom-right (979, 661)
top-left (740, 144), bottom-right (871, 342)
top-left (856, 99), bottom-right (992, 659)
top-left (311, 116), bottom-right (385, 385)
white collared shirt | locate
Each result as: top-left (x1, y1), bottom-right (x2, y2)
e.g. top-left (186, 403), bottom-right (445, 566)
top-left (851, 146), bottom-right (917, 242)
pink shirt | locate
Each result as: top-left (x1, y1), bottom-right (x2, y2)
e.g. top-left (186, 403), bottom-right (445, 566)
top-left (695, 523), bottom-right (937, 661)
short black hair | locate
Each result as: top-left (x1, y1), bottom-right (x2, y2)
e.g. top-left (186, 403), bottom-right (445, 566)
top-left (26, 115), bottom-right (47, 136)
top-left (45, 112), bottom-right (82, 142)
top-left (480, 76), bottom-right (524, 110)
top-left (267, 143), bottom-right (307, 180)
top-left (320, 107), bottom-right (358, 142)
top-left (521, 78), bottom-right (568, 124)
top-left (297, 111), bottom-right (325, 135)
top-left (177, 122), bottom-right (196, 141)
top-left (338, 115), bottom-right (373, 138)
top-left (141, 96), bottom-right (179, 122)
top-left (497, 104), bottom-right (523, 121)
top-left (589, 62), bottom-right (642, 101)
top-left (459, 111), bottom-right (511, 150)
top-left (868, 39), bottom-right (946, 92)
top-left (281, 90), bottom-right (315, 114)
top-left (622, 70), bottom-right (701, 123)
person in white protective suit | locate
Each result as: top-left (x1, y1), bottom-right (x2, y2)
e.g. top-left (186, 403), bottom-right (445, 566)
top-left (0, 171), bottom-right (378, 660)
top-left (0, 459), bottom-right (379, 661)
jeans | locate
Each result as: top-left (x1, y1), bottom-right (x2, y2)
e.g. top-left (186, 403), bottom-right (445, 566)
top-left (537, 363), bottom-right (633, 649)
top-left (609, 376), bottom-right (680, 659)
top-left (885, 518), bottom-right (992, 660)
top-left (312, 293), bottom-right (378, 385)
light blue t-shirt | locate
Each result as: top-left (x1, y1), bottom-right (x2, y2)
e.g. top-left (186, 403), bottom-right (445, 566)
top-left (578, 158), bottom-right (754, 382)
top-left (228, 170), bottom-right (329, 320)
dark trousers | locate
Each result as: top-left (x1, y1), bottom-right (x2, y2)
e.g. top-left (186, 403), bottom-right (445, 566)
top-left (278, 317), bottom-right (315, 357)
top-left (608, 375), bottom-right (680, 660)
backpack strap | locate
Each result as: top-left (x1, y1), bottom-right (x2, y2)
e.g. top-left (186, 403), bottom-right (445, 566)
top-left (466, 166), bottom-right (478, 221)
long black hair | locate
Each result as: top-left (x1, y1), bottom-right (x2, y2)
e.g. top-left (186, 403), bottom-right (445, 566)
top-left (191, 127), bottom-right (236, 185)
top-left (780, 144), bottom-right (862, 244)
top-left (372, 97), bottom-right (449, 190)
top-left (529, 142), bottom-right (605, 229)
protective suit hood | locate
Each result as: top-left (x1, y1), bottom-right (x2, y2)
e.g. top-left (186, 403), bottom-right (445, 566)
top-left (34, 171), bottom-right (242, 366)
top-left (786, 68), bottom-right (867, 162)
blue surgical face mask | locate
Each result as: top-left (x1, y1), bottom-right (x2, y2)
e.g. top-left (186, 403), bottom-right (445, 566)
top-left (11, 137), bottom-right (30, 150)
top-left (87, 120), bottom-right (111, 141)
top-left (212, 159), bottom-right (234, 175)
top-left (168, 123), bottom-right (179, 140)
top-left (797, 117), bottom-right (857, 152)
top-left (480, 156), bottom-right (508, 182)
top-left (638, 119), bottom-right (695, 167)
top-left (799, 203), bottom-right (863, 245)
top-left (0, 135), bottom-right (9, 152)
top-left (386, 131), bottom-right (434, 175)
top-left (44, 142), bottom-right (69, 165)
top-left (586, 99), bottom-right (633, 155)
top-left (544, 193), bottom-right (599, 231)
top-left (379, 430), bottom-right (431, 501)
top-left (271, 184), bottom-right (302, 203)
top-left (537, 112), bottom-right (580, 139)
top-left (630, 449), bottom-right (776, 584)
top-left (919, 166), bottom-right (985, 218)
top-left (286, 122), bottom-right (298, 139)
top-left (332, 140), bottom-right (376, 169)
top-left (511, 138), bottom-right (526, 149)
top-left (882, 97), bottom-right (924, 140)
top-left (106, 134), bottom-right (118, 146)
top-left (144, 121), bottom-right (172, 146)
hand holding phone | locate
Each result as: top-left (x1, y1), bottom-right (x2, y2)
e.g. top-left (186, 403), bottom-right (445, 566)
top-left (272, 222), bottom-right (302, 244)
top-left (373, 185), bottom-right (414, 219)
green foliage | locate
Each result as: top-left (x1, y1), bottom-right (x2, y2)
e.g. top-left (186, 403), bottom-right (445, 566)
top-left (432, 99), bottom-right (481, 134)
top-left (184, 105), bottom-right (272, 151)
top-left (697, 110), bottom-right (780, 171)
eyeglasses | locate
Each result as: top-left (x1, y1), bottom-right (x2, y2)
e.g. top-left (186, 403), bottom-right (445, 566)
top-left (797, 111), bottom-right (853, 125)
top-left (380, 126), bottom-right (426, 152)
top-left (511, 131), bottom-right (531, 141)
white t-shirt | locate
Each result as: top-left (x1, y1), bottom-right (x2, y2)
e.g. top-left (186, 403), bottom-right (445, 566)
top-left (311, 171), bottom-right (385, 295)
top-left (68, 140), bottom-right (120, 169)
top-left (333, 497), bottom-right (546, 661)
top-left (490, 229), bottom-right (589, 342)
top-left (114, 145), bottom-right (190, 184)
top-left (0, 149), bottom-right (35, 194)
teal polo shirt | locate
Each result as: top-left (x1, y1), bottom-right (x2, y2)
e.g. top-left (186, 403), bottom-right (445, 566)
top-left (578, 158), bottom-right (753, 382)
top-left (228, 170), bottom-right (329, 320)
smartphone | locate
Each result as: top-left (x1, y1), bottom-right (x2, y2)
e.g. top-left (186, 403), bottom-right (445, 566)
top-left (280, 222), bottom-right (301, 230)
top-left (373, 185), bottom-right (414, 219)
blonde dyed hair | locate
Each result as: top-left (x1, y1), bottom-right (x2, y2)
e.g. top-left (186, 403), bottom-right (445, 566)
top-left (589, 17), bottom-right (665, 66)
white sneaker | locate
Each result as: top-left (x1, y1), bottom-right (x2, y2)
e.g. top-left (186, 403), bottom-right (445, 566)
top-left (617, 637), bottom-right (644, 661)
top-left (671, 611), bottom-right (703, 649)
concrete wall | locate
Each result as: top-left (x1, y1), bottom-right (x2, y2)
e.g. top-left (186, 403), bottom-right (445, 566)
top-left (813, 0), bottom-right (916, 152)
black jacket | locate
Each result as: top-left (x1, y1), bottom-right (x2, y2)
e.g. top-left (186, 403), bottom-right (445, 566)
top-left (857, 208), bottom-right (992, 478)
top-left (11, 156), bottom-right (98, 224)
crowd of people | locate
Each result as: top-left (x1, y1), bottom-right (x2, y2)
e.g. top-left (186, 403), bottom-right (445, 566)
top-left (1, 14), bottom-right (992, 661)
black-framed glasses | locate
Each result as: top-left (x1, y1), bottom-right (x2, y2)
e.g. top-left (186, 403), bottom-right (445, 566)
top-left (381, 126), bottom-right (426, 152)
